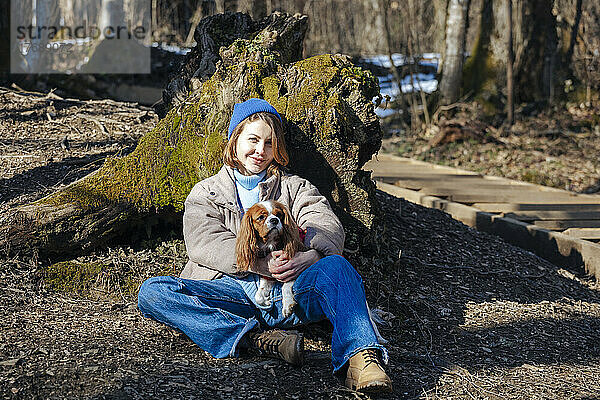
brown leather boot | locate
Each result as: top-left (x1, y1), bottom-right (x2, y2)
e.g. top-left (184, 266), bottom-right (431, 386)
top-left (345, 349), bottom-right (392, 393)
top-left (246, 329), bottom-right (304, 367)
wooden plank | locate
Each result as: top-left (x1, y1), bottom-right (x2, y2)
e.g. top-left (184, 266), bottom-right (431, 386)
top-left (503, 210), bottom-right (600, 222)
top-left (382, 179), bottom-right (522, 191)
top-left (375, 175), bottom-right (487, 188)
top-left (473, 203), bottom-right (600, 212)
top-left (562, 228), bottom-right (600, 240)
top-left (534, 220), bottom-right (600, 230)
top-left (370, 155), bottom-right (479, 176)
top-left (419, 185), bottom-right (541, 197)
top-left (369, 153), bottom-right (600, 197)
top-left (371, 171), bottom-right (482, 179)
top-left (380, 176), bottom-right (530, 187)
top-left (369, 167), bottom-right (479, 178)
top-left (376, 181), bottom-right (600, 280)
top-left (371, 175), bottom-right (563, 196)
top-left (417, 186), bottom-right (583, 202)
top-left (365, 160), bottom-right (480, 176)
top-left (368, 155), bottom-right (414, 163)
top-left (448, 192), bottom-right (597, 204)
top-left (365, 159), bottom-right (419, 168)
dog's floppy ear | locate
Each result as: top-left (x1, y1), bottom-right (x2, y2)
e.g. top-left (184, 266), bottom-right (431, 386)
top-left (280, 203), bottom-right (303, 258)
top-left (236, 211), bottom-right (258, 271)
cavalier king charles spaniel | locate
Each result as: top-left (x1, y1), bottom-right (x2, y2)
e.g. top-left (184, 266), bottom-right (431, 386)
top-left (236, 200), bottom-right (306, 317)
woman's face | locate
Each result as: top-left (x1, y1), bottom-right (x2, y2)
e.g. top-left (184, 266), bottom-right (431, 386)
top-left (235, 119), bottom-right (274, 175)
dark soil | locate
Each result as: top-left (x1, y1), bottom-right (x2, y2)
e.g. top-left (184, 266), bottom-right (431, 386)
top-left (2, 87), bottom-right (600, 399)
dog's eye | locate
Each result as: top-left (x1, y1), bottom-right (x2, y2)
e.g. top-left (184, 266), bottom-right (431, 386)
top-left (256, 215), bottom-right (265, 221)
top-left (275, 211), bottom-right (283, 219)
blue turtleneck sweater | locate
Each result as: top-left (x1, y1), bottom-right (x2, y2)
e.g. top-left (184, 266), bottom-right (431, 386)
top-left (233, 169), bottom-right (267, 212)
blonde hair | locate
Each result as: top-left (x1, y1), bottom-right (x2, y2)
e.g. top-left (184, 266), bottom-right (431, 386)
top-left (223, 112), bottom-right (289, 176)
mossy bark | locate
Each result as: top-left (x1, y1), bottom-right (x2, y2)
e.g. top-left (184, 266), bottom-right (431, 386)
top-left (2, 12), bottom-right (384, 259)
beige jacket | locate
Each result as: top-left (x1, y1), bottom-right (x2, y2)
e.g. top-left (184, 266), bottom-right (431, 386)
top-left (180, 165), bottom-right (345, 280)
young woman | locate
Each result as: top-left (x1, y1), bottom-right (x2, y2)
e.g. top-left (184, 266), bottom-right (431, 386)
top-left (137, 98), bottom-right (392, 393)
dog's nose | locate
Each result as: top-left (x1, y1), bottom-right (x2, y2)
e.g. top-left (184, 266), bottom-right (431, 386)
top-left (266, 215), bottom-right (279, 227)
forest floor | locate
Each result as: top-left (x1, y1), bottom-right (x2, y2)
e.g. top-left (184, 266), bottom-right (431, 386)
top-left (1, 86), bottom-right (600, 399)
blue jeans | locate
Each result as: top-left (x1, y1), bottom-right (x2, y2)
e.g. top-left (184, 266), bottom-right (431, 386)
top-left (137, 255), bottom-right (387, 372)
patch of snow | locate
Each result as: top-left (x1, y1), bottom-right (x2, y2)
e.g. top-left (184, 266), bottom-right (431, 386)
top-left (374, 107), bottom-right (397, 118)
top-left (376, 71), bottom-right (438, 99)
top-left (365, 53), bottom-right (440, 119)
top-left (362, 53), bottom-right (409, 68)
top-left (361, 52), bottom-right (440, 69)
top-left (400, 73), bottom-right (438, 94)
top-left (152, 42), bottom-right (192, 55)
top-left (363, 53), bottom-right (439, 101)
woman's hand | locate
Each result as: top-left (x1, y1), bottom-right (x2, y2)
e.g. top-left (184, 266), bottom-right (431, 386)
top-left (269, 249), bottom-right (322, 282)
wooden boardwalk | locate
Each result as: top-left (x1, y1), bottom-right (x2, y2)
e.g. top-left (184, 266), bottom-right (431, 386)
top-left (365, 154), bottom-right (600, 279)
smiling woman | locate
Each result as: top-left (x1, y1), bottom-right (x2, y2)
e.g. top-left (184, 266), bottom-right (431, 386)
top-left (223, 100), bottom-right (289, 177)
top-left (234, 120), bottom-right (274, 175)
top-left (137, 98), bottom-right (393, 393)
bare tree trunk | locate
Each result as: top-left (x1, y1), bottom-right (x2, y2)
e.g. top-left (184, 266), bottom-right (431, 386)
top-left (420, 85), bottom-right (431, 126)
top-left (542, 11), bottom-right (557, 103)
top-left (379, 0), bottom-right (397, 77)
top-left (440, 0), bottom-right (470, 105)
top-left (185, 0), bottom-right (216, 46)
top-left (379, 0), bottom-right (409, 121)
top-left (566, 0), bottom-right (583, 64)
top-left (60, 0), bottom-right (75, 27)
top-left (409, 0), bottom-right (431, 128)
top-left (251, 0), bottom-right (267, 19)
top-left (237, 0), bottom-right (250, 14)
top-left (151, 0), bottom-right (158, 41)
top-left (184, 3), bottom-right (203, 46)
top-left (434, 0), bottom-right (448, 73)
top-left (0, 0), bottom-right (9, 73)
top-left (100, 0), bottom-right (125, 30)
top-left (215, 0), bottom-right (225, 14)
top-left (481, 0), bottom-right (557, 103)
top-left (506, 0), bottom-right (514, 125)
top-left (404, 34), bottom-right (420, 129)
top-left (570, 2), bottom-right (600, 102)
top-left (26, 0), bottom-right (59, 72)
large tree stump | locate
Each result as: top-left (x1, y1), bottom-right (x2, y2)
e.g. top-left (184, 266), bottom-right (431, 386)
top-left (155, 12), bottom-right (308, 118)
top-left (2, 12), bottom-right (384, 259)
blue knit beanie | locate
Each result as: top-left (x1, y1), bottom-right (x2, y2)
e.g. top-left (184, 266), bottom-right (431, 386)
top-left (228, 98), bottom-right (282, 139)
